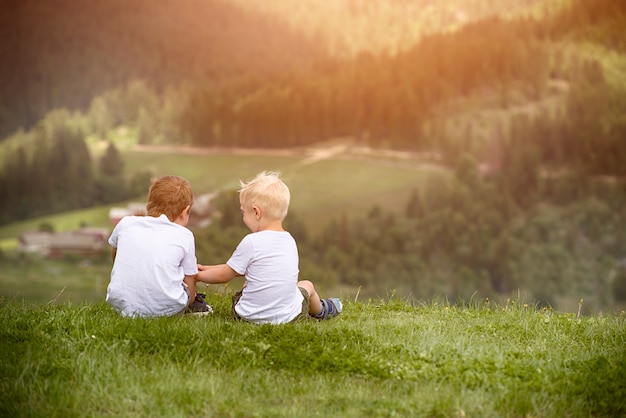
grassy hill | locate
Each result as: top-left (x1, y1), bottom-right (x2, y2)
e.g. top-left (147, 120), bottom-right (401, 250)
top-left (1, 295), bottom-right (624, 417)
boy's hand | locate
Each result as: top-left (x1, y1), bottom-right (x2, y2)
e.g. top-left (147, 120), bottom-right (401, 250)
top-left (195, 263), bottom-right (237, 284)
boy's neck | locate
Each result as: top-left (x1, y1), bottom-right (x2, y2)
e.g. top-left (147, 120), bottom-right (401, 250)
top-left (257, 219), bottom-right (284, 232)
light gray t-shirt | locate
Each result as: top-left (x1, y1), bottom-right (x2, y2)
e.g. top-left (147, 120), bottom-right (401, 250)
top-left (228, 230), bottom-right (304, 324)
top-left (106, 214), bottom-right (198, 317)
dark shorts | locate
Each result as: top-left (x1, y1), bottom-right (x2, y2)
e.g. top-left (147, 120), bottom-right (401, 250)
top-left (232, 287), bottom-right (311, 323)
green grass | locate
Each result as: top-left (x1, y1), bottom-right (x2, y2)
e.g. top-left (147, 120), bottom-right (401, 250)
top-left (0, 257), bottom-right (110, 303)
top-left (122, 150), bottom-right (299, 193)
top-left (0, 206), bottom-right (112, 241)
top-left (1, 295), bottom-right (624, 417)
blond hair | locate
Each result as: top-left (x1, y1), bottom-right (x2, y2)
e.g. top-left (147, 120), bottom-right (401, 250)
top-left (146, 175), bottom-right (194, 222)
top-left (239, 171), bottom-right (290, 221)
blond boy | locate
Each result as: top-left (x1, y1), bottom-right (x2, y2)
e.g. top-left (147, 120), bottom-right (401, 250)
top-left (197, 171), bottom-right (341, 324)
top-left (106, 175), bottom-right (210, 317)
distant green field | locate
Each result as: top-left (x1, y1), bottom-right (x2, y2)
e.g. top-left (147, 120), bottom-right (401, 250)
top-left (0, 206), bottom-right (112, 242)
top-left (0, 147), bottom-right (450, 241)
top-left (0, 257), bottom-right (110, 303)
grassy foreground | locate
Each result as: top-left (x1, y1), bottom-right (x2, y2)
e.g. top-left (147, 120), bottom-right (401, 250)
top-left (1, 294), bottom-right (624, 418)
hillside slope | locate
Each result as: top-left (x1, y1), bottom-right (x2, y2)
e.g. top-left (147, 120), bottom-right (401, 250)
top-left (1, 298), bottom-right (624, 417)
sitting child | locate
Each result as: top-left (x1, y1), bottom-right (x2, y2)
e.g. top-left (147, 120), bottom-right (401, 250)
top-left (106, 175), bottom-right (211, 317)
top-left (196, 171), bottom-right (341, 324)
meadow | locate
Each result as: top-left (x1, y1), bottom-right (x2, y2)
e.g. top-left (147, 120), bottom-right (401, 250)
top-left (119, 144), bottom-right (446, 231)
top-left (1, 294), bottom-right (624, 417)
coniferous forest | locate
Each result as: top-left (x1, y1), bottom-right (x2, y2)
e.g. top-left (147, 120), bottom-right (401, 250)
top-left (1, 0), bottom-right (625, 311)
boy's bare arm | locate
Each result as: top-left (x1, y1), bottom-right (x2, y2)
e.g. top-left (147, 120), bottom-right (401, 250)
top-left (183, 274), bottom-right (197, 306)
top-left (196, 264), bottom-right (237, 284)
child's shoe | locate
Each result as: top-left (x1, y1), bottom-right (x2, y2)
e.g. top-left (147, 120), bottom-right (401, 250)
top-left (316, 297), bottom-right (342, 320)
top-left (186, 293), bottom-right (213, 316)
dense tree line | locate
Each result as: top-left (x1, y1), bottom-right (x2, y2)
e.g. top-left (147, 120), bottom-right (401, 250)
top-left (169, 16), bottom-right (546, 150)
top-left (1, 0), bottom-right (554, 140)
top-left (0, 110), bottom-right (151, 224)
top-left (521, 62), bottom-right (626, 177)
top-left (50, 0), bottom-right (621, 177)
top-left (0, 0), bottom-right (321, 138)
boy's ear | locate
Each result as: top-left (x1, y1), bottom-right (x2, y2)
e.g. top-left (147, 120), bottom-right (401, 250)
top-left (181, 205), bottom-right (191, 217)
top-left (253, 205), bottom-right (261, 219)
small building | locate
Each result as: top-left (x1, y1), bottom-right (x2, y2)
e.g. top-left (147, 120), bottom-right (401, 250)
top-left (18, 231), bottom-right (53, 255)
top-left (18, 228), bottom-right (109, 258)
top-left (109, 203), bottom-right (147, 225)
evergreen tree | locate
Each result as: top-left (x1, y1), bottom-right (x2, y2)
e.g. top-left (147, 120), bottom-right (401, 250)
top-left (405, 188), bottom-right (425, 219)
top-left (137, 107), bottom-right (158, 145)
top-left (127, 171), bottom-right (153, 199)
top-left (99, 141), bottom-right (124, 178)
top-left (88, 96), bottom-right (114, 138)
top-left (97, 141), bottom-right (125, 203)
top-left (455, 153), bottom-right (481, 191)
top-left (0, 146), bottom-right (29, 221)
top-left (29, 130), bottom-right (54, 217)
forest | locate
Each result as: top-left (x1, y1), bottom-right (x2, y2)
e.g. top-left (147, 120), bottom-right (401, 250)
top-left (0, 0), bottom-right (625, 311)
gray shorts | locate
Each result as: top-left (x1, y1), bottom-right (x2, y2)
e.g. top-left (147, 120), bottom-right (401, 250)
top-left (232, 287), bottom-right (311, 323)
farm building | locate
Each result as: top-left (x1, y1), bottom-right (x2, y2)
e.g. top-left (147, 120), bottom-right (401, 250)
top-left (108, 203), bottom-right (147, 225)
top-left (18, 228), bottom-right (109, 258)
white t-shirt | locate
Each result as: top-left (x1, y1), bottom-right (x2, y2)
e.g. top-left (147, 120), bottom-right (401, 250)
top-left (227, 230), bottom-right (304, 324)
top-left (106, 214), bottom-right (198, 317)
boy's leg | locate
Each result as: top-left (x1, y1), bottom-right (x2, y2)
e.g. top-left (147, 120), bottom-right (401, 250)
top-left (297, 280), bottom-right (321, 315)
top-left (298, 280), bottom-right (342, 320)
top-left (290, 287), bottom-right (312, 322)
top-left (231, 290), bottom-right (244, 320)
top-left (183, 283), bottom-right (213, 315)
top-left (318, 297), bottom-right (342, 320)
top-left (186, 292), bottom-right (213, 315)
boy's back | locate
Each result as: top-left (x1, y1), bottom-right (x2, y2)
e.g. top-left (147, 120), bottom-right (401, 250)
top-left (107, 214), bottom-right (198, 317)
top-left (228, 230), bottom-right (302, 324)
